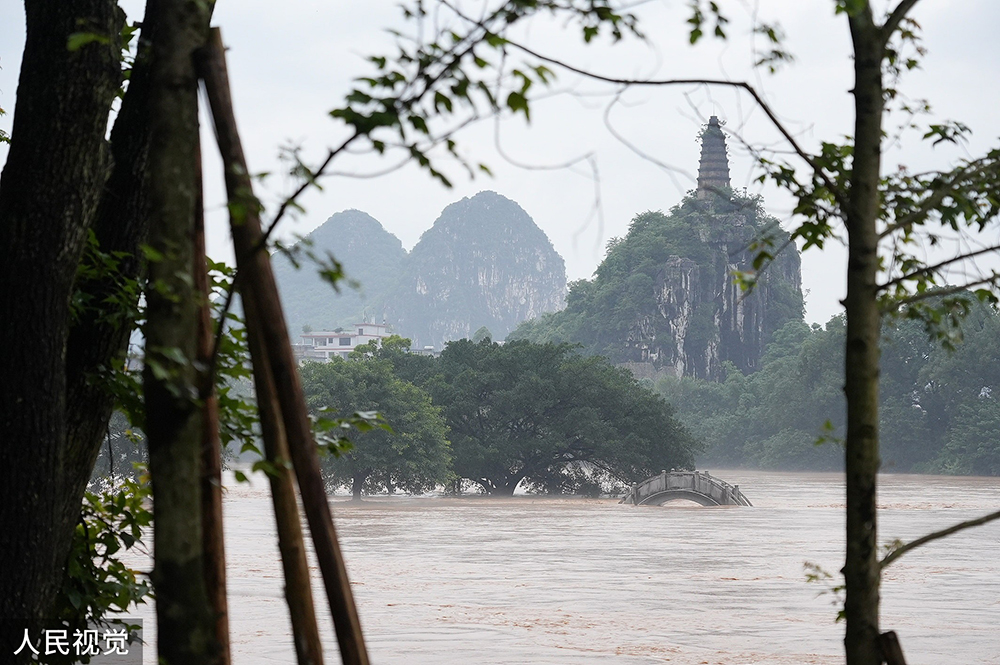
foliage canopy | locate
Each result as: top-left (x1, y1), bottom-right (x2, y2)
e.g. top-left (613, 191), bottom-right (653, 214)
top-left (425, 338), bottom-right (699, 494)
top-left (301, 358), bottom-right (451, 499)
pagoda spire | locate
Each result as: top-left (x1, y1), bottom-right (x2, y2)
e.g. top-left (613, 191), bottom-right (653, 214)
top-left (696, 115), bottom-right (731, 199)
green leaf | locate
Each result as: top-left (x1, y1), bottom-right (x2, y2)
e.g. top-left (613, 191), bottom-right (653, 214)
top-left (506, 91), bottom-right (530, 121)
top-left (433, 91), bottom-right (453, 113)
top-left (140, 244), bottom-right (164, 262)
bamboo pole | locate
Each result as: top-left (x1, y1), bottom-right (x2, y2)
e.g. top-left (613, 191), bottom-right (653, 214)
top-left (197, 27), bottom-right (370, 665)
top-left (243, 295), bottom-right (325, 665)
top-left (195, 134), bottom-right (232, 665)
top-left (878, 631), bottom-right (907, 665)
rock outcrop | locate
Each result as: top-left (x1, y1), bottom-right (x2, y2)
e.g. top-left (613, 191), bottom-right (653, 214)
top-left (510, 116), bottom-right (804, 380)
top-left (625, 202), bottom-right (803, 379)
top-left (383, 191), bottom-right (566, 348)
top-left (273, 193), bottom-right (567, 348)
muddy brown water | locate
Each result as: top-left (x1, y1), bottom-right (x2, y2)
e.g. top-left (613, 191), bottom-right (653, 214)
top-left (125, 470), bottom-right (1000, 664)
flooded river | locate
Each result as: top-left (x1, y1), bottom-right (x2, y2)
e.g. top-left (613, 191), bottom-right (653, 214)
top-left (131, 471), bottom-right (1000, 664)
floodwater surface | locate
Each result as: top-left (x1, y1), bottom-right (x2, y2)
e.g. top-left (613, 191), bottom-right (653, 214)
top-left (130, 471), bottom-right (1000, 664)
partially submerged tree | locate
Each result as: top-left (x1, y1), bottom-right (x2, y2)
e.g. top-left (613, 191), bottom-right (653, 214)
top-left (301, 359), bottom-right (451, 499)
top-left (428, 339), bottom-right (697, 494)
top-left (336, 1), bottom-right (1000, 661)
top-left (6, 0), bottom-right (998, 663)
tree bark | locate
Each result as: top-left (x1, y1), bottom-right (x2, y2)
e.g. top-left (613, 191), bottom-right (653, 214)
top-left (143, 1), bottom-right (217, 663)
top-left (844, 8), bottom-right (885, 665)
top-left (62, 0), bottom-right (160, 531)
top-left (197, 28), bottom-right (370, 665)
top-left (195, 138), bottom-right (231, 665)
top-left (0, 0), bottom-right (121, 625)
top-left (352, 474), bottom-right (365, 501)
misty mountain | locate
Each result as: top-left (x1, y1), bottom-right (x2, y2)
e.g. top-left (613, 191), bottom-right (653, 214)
top-left (511, 118), bottom-right (803, 381)
top-left (273, 192), bottom-right (567, 347)
top-left (382, 191), bottom-right (566, 348)
top-left (272, 209), bottom-right (407, 334)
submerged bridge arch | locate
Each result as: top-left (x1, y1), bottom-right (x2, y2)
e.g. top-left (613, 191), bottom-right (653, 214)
top-left (620, 470), bottom-right (752, 507)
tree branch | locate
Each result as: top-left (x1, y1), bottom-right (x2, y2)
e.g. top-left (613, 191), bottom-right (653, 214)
top-left (885, 273), bottom-right (1000, 308)
top-left (880, 0), bottom-right (922, 48)
top-left (880, 508), bottom-right (1000, 570)
top-left (879, 243), bottom-right (1000, 290)
top-left (261, 131), bottom-right (359, 244)
top-left (878, 157), bottom-right (998, 239)
top-left (442, 2), bottom-right (851, 213)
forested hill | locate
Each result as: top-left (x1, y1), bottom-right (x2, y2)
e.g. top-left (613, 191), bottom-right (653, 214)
top-left (510, 190), bottom-right (804, 380)
top-left (272, 209), bottom-right (407, 335)
top-left (382, 191), bottom-right (566, 348)
top-left (273, 192), bottom-right (566, 346)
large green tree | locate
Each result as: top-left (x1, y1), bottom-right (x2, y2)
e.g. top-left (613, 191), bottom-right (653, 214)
top-left (427, 339), bottom-right (698, 495)
top-left (0, 0), bottom-right (162, 630)
top-left (9, 1), bottom-right (999, 663)
top-left (301, 359), bottom-right (451, 500)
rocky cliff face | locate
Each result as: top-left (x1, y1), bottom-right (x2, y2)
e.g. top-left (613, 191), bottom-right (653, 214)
top-left (383, 191), bottom-right (566, 348)
top-left (273, 193), bottom-right (567, 348)
top-left (622, 203), bottom-right (803, 379)
top-left (510, 116), bottom-right (803, 381)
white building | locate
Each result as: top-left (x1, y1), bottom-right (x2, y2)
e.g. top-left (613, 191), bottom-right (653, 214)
top-left (295, 322), bottom-right (391, 362)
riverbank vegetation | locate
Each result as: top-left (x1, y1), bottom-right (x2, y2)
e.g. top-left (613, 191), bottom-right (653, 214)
top-left (510, 193), bottom-right (804, 373)
top-left (5, 0), bottom-right (1000, 663)
top-left (657, 303), bottom-right (1000, 476)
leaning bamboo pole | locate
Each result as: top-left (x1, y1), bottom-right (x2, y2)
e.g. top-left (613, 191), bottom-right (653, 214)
top-left (243, 295), bottom-right (325, 665)
top-left (198, 26), bottom-right (370, 665)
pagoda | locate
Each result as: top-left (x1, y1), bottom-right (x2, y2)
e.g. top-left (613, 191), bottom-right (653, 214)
top-left (696, 115), bottom-right (731, 199)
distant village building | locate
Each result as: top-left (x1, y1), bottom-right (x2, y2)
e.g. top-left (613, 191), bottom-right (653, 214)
top-left (295, 322), bottom-right (391, 362)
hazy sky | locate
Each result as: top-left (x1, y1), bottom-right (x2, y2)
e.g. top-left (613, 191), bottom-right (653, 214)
top-left (2, 1), bottom-right (998, 325)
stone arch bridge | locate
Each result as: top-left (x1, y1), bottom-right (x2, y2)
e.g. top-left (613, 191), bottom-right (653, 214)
top-left (620, 470), bottom-right (752, 507)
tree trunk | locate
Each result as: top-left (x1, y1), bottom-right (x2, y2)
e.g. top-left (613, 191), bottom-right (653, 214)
top-left (195, 140), bottom-right (231, 665)
top-left (844, 9), bottom-right (884, 665)
top-left (143, 1), bottom-right (217, 663)
top-left (62, 0), bottom-right (160, 531)
top-left (0, 0), bottom-right (121, 626)
top-left (495, 476), bottom-right (524, 496)
top-left (352, 474), bottom-right (366, 501)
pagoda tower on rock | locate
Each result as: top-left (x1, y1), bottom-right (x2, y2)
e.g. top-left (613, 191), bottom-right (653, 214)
top-left (696, 115), bottom-right (731, 199)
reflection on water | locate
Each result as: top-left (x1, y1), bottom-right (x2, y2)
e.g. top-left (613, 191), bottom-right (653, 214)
top-left (131, 471), bottom-right (1000, 664)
